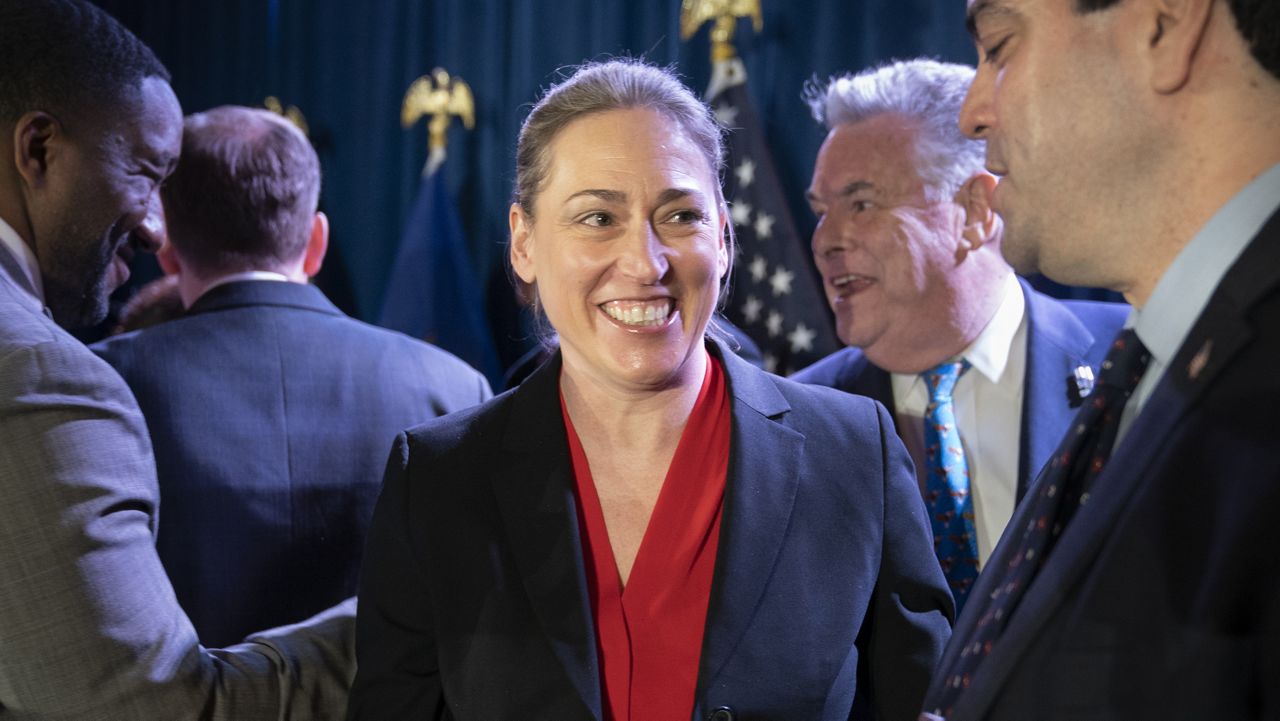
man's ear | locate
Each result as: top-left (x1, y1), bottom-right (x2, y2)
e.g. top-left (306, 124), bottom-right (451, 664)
top-left (12, 112), bottom-right (60, 190)
top-left (302, 211), bottom-right (329, 278)
top-left (958, 173), bottom-right (1000, 251)
top-left (157, 241), bottom-right (182, 276)
top-left (1146, 0), bottom-right (1214, 93)
top-left (509, 203), bottom-right (536, 284)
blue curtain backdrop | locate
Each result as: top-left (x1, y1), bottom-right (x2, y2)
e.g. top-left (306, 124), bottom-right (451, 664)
top-left (96, 0), bottom-right (978, 369)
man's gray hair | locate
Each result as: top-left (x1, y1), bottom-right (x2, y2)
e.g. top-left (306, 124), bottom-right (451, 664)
top-left (804, 59), bottom-right (985, 201)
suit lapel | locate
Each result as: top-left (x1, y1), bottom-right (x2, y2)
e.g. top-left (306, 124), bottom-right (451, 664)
top-left (952, 214), bottom-right (1280, 720)
top-left (698, 344), bottom-right (804, 690)
top-left (490, 353), bottom-right (602, 720)
top-left (1018, 280), bottom-right (1100, 499)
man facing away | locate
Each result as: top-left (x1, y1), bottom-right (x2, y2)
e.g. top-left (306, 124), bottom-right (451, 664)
top-left (93, 106), bottom-right (492, 647)
top-left (0, 2), bottom-right (351, 718)
top-left (921, 0), bottom-right (1280, 717)
top-left (792, 59), bottom-right (1126, 611)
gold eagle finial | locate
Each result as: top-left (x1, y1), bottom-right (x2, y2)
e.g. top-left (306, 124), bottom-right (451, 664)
top-left (401, 68), bottom-right (475, 153)
top-left (680, 0), bottom-right (763, 62)
top-left (263, 96), bottom-right (310, 138)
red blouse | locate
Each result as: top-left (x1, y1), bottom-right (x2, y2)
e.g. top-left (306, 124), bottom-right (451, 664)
top-left (560, 355), bottom-right (731, 721)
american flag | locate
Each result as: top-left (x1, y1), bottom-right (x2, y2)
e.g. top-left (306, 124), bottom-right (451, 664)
top-left (708, 58), bottom-right (840, 375)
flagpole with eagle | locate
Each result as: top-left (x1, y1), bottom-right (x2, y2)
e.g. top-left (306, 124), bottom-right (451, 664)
top-left (377, 68), bottom-right (503, 387)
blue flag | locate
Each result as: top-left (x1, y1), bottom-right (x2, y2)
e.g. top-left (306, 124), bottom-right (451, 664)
top-left (378, 167), bottom-right (503, 387)
top-left (709, 59), bottom-right (841, 375)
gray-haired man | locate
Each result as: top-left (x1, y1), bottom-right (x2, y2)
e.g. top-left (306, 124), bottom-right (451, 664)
top-left (792, 59), bottom-right (1125, 610)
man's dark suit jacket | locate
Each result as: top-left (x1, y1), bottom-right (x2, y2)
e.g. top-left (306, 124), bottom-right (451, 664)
top-left (924, 210), bottom-right (1280, 719)
top-left (347, 340), bottom-right (953, 721)
top-left (93, 280), bottom-right (491, 647)
top-left (792, 278), bottom-right (1127, 501)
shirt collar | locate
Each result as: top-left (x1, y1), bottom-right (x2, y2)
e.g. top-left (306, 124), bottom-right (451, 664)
top-left (1129, 161), bottom-right (1280, 369)
top-left (195, 270), bottom-right (292, 303)
top-left (0, 216), bottom-right (44, 302)
top-left (959, 272), bottom-right (1024, 385)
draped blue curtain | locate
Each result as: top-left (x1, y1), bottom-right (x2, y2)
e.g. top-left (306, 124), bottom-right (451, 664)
top-left (96, 0), bottom-right (982, 367)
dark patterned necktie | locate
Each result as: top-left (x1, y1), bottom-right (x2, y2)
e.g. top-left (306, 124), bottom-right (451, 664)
top-left (925, 329), bottom-right (1151, 718)
top-left (922, 360), bottom-right (980, 612)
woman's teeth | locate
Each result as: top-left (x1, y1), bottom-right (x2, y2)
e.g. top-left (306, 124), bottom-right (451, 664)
top-left (602, 300), bottom-right (672, 327)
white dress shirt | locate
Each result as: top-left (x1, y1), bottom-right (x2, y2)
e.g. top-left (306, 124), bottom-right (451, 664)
top-left (0, 217), bottom-right (44, 302)
top-left (891, 272), bottom-right (1026, 567)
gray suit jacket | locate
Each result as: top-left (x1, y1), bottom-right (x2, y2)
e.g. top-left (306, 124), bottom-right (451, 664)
top-left (0, 244), bottom-right (353, 720)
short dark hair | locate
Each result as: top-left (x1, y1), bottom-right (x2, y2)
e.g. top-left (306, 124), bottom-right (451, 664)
top-left (1076, 0), bottom-right (1278, 79)
top-left (162, 106), bottom-right (322, 276)
top-left (0, 0), bottom-right (170, 125)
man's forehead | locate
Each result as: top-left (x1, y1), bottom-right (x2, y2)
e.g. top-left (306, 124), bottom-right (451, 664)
top-left (811, 117), bottom-right (926, 196)
top-left (130, 78), bottom-right (182, 159)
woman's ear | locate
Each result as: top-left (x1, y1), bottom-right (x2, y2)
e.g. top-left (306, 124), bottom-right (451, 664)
top-left (716, 206), bottom-right (730, 279)
top-left (509, 203), bottom-right (536, 284)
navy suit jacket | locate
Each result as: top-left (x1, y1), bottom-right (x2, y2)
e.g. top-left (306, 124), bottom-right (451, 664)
top-left (926, 210), bottom-right (1280, 719)
top-left (791, 279), bottom-right (1127, 500)
top-left (348, 340), bottom-right (953, 721)
top-left (93, 280), bottom-right (491, 647)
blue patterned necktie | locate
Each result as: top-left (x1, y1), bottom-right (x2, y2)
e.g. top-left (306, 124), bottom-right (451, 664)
top-left (922, 359), bottom-right (980, 613)
top-left (925, 329), bottom-right (1151, 718)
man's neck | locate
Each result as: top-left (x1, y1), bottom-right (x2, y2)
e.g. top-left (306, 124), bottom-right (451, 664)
top-left (866, 270), bottom-right (1016, 375)
top-left (181, 269), bottom-right (296, 308)
top-left (1122, 63), bottom-right (1280, 306)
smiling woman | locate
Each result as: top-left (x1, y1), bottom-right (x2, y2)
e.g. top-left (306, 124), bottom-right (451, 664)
top-left (509, 105), bottom-right (728, 395)
top-left (348, 58), bottom-right (954, 721)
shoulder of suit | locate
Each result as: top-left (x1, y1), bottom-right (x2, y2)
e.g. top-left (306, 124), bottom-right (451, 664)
top-left (340, 316), bottom-right (484, 373)
top-left (1058, 296), bottom-right (1129, 329)
top-left (789, 346), bottom-right (865, 387)
top-left (1, 312), bottom-right (139, 411)
top-left (403, 386), bottom-right (511, 447)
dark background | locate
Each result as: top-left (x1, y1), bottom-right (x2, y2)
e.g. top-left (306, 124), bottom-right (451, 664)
top-left (96, 0), bottom-right (978, 368)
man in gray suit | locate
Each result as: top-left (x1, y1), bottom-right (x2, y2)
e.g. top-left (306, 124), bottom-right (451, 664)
top-left (0, 1), bottom-right (354, 718)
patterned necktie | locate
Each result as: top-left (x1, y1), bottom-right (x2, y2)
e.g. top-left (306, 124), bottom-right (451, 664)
top-left (922, 359), bottom-right (980, 613)
top-left (925, 329), bottom-right (1151, 718)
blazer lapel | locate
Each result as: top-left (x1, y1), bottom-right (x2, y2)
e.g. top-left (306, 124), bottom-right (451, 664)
top-left (698, 343), bottom-right (804, 690)
top-left (490, 353), bottom-right (602, 720)
top-left (952, 216), bottom-right (1280, 720)
top-left (1018, 280), bottom-right (1101, 499)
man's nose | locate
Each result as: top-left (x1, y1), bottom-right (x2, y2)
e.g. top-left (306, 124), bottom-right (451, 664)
top-left (811, 213), bottom-right (850, 262)
top-left (134, 192), bottom-right (167, 253)
top-left (959, 69), bottom-right (993, 140)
